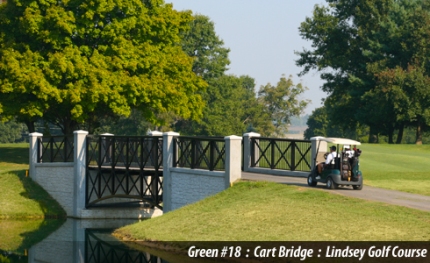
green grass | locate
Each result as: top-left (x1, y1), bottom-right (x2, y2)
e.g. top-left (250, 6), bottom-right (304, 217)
top-left (0, 143), bottom-right (66, 218)
top-left (359, 144), bottom-right (430, 195)
top-left (115, 181), bottom-right (430, 242)
top-left (0, 170), bottom-right (67, 218)
top-left (0, 143), bottom-right (66, 254)
top-left (0, 218), bottom-right (65, 254)
top-left (0, 143), bottom-right (29, 174)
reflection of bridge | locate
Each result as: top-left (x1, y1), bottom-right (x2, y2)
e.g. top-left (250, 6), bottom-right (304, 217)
top-left (29, 131), bottom-right (322, 219)
top-left (27, 219), bottom-right (168, 263)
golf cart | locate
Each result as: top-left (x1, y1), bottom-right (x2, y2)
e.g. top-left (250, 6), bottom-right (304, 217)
top-left (307, 137), bottom-right (363, 190)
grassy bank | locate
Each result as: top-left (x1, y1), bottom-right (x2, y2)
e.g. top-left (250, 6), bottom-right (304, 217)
top-left (115, 181), bottom-right (430, 241)
top-left (0, 143), bottom-right (66, 218)
top-left (0, 219), bottom-right (65, 254)
top-left (359, 144), bottom-right (430, 196)
top-left (0, 143), bottom-right (67, 254)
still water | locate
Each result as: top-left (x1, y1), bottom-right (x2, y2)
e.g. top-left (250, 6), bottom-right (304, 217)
top-left (0, 218), bottom-right (175, 263)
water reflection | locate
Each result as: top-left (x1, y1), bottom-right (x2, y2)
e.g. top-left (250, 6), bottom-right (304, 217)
top-left (1, 219), bottom-right (169, 263)
top-left (86, 229), bottom-right (165, 263)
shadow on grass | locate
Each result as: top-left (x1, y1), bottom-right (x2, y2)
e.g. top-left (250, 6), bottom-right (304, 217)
top-left (12, 170), bottom-right (67, 218)
top-left (0, 146), bottom-right (29, 165)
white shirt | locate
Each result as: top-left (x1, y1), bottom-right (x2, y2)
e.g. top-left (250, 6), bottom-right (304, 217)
top-left (345, 150), bottom-right (355, 158)
top-left (325, 152), bottom-right (337, 165)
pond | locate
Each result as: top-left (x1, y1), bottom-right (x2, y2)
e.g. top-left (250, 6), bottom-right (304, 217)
top-left (0, 218), bottom-right (182, 263)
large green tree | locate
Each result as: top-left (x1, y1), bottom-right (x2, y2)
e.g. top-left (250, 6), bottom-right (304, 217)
top-left (173, 14), bottom-right (274, 136)
top-left (0, 0), bottom-right (206, 134)
top-left (175, 74), bottom-right (275, 136)
top-left (296, 0), bottom-right (430, 144)
top-left (180, 14), bottom-right (230, 79)
top-left (304, 107), bottom-right (328, 139)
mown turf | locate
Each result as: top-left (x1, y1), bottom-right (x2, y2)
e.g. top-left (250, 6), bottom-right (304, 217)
top-left (0, 170), bottom-right (66, 219)
top-left (0, 143), bottom-right (66, 254)
top-left (359, 144), bottom-right (430, 195)
top-left (115, 181), bottom-right (430, 242)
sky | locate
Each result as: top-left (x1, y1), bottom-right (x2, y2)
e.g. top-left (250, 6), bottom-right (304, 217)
top-left (167, 0), bottom-right (328, 115)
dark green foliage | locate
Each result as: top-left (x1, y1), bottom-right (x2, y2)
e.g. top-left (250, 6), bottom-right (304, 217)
top-left (0, 0), bottom-right (206, 135)
top-left (296, 0), bottom-right (430, 144)
top-left (0, 120), bottom-right (26, 143)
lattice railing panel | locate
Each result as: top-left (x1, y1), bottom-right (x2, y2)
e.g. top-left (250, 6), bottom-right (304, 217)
top-left (251, 138), bottom-right (311, 172)
top-left (86, 135), bottom-right (163, 209)
top-left (173, 136), bottom-right (226, 171)
top-left (37, 136), bottom-right (74, 163)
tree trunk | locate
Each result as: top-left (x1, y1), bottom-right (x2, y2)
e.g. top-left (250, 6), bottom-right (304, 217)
top-left (396, 124), bottom-right (404, 144)
top-left (368, 126), bottom-right (379, 143)
top-left (388, 126), bottom-right (394, 144)
top-left (59, 116), bottom-right (79, 135)
top-left (415, 122), bottom-right (423, 145)
top-left (25, 120), bottom-right (35, 133)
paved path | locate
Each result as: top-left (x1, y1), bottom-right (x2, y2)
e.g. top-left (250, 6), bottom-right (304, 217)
top-left (242, 172), bottom-right (430, 212)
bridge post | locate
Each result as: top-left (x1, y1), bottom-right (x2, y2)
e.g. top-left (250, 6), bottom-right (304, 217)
top-left (162, 131), bottom-right (180, 213)
top-left (148, 131), bottom-right (163, 206)
top-left (243, 132), bottom-right (261, 172)
top-left (29, 132), bottom-right (43, 180)
top-left (100, 133), bottom-right (114, 164)
top-left (224, 135), bottom-right (243, 187)
top-left (73, 130), bottom-right (89, 218)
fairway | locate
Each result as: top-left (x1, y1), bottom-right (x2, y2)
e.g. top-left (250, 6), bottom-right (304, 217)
top-left (359, 144), bottom-right (430, 196)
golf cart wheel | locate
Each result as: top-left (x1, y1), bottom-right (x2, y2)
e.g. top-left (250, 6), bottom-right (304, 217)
top-left (353, 184), bottom-right (363, 190)
top-left (307, 174), bottom-right (317, 187)
top-left (326, 177), bottom-right (337, 189)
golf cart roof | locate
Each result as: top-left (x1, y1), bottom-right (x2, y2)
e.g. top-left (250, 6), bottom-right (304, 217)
top-left (314, 137), bottom-right (361, 145)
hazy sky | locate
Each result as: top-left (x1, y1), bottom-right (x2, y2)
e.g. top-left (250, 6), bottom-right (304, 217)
top-left (167, 0), bottom-right (328, 115)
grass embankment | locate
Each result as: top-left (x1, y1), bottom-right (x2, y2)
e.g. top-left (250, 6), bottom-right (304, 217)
top-left (115, 181), bottom-right (430, 242)
top-left (0, 143), bottom-right (66, 218)
top-left (359, 144), bottom-right (430, 196)
top-left (0, 143), bottom-right (66, 254)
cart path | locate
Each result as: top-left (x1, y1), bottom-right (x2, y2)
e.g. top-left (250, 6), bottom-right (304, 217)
top-left (242, 172), bottom-right (430, 212)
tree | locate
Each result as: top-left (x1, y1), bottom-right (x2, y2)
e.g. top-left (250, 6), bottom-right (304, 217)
top-left (0, 0), bottom-right (206, 135)
top-left (296, 0), bottom-right (430, 144)
top-left (368, 1), bottom-right (430, 144)
top-left (0, 119), bottom-right (25, 143)
top-left (257, 75), bottom-right (309, 136)
top-left (304, 107), bottom-right (328, 139)
top-left (374, 65), bottom-right (430, 145)
top-left (175, 75), bottom-right (274, 136)
top-left (304, 105), bottom-right (368, 141)
top-left (173, 14), bottom-right (274, 136)
top-left (180, 14), bottom-right (230, 79)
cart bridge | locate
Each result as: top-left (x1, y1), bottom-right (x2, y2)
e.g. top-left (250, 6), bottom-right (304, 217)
top-left (29, 131), bottom-right (323, 219)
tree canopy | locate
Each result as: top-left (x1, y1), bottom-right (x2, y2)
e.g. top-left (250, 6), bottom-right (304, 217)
top-left (296, 0), bottom-right (430, 144)
top-left (173, 14), bottom-right (275, 136)
top-left (258, 75), bottom-right (309, 136)
top-left (0, 0), bottom-right (207, 134)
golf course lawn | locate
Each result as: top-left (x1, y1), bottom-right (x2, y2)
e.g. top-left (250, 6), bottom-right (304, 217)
top-left (359, 143), bottom-right (430, 196)
top-left (114, 181), bottom-right (430, 241)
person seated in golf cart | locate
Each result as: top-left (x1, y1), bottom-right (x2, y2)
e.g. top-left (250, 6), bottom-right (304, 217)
top-left (317, 145), bottom-right (337, 176)
top-left (343, 145), bottom-right (355, 158)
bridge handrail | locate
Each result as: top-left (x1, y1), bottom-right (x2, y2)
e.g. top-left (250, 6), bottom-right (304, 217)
top-left (36, 135), bottom-right (74, 163)
top-left (254, 137), bottom-right (311, 143)
top-left (250, 137), bottom-right (312, 172)
top-left (173, 136), bottom-right (226, 171)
